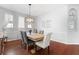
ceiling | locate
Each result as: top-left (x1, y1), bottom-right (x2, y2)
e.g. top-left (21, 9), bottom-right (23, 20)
top-left (0, 4), bottom-right (60, 16)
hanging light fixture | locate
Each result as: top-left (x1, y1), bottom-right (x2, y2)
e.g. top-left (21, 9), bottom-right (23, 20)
top-left (25, 4), bottom-right (33, 23)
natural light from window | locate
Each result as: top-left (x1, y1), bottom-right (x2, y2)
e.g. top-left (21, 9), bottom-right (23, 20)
top-left (5, 13), bottom-right (13, 28)
top-left (18, 16), bottom-right (25, 28)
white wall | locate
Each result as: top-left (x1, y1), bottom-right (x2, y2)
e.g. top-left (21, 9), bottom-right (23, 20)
top-left (36, 4), bottom-right (69, 43)
top-left (36, 4), bottom-right (79, 44)
top-left (1, 4), bottom-right (79, 44)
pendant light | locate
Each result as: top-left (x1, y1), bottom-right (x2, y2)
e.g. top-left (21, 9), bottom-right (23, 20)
top-left (25, 4), bottom-right (33, 23)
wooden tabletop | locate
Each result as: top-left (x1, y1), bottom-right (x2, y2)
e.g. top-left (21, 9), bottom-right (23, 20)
top-left (27, 33), bottom-right (44, 42)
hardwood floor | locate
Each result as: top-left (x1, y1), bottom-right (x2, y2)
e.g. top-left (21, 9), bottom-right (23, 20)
top-left (0, 40), bottom-right (79, 55)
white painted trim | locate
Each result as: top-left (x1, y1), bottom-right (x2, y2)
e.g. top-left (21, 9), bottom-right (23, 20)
top-left (51, 39), bottom-right (79, 45)
top-left (7, 39), bottom-right (20, 41)
top-left (7, 38), bottom-right (79, 45)
top-left (51, 39), bottom-right (67, 44)
top-left (67, 43), bottom-right (79, 45)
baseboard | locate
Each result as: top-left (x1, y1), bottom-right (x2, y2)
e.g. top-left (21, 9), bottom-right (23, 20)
top-left (51, 39), bottom-right (67, 44)
top-left (51, 39), bottom-right (79, 45)
top-left (7, 39), bottom-right (20, 41)
top-left (7, 38), bottom-right (79, 45)
top-left (66, 43), bottom-right (79, 45)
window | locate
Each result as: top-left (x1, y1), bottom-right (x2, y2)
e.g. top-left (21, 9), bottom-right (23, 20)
top-left (6, 23), bottom-right (13, 28)
top-left (5, 13), bottom-right (13, 28)
top-left (28, 24), bottom-right (32, 28)
top-left (18, 16), bottom-right (25, 28)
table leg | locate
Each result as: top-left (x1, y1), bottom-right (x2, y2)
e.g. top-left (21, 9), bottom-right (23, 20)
top-left (1, 38), bottom-right (5, 55)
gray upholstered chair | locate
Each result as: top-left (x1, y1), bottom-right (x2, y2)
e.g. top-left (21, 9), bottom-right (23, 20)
top-left (20, 31), bottom-right (34, 52)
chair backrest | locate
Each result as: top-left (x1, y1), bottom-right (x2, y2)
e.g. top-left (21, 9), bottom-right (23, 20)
top-left (20, 31), bottom-right (28, 44)
top-left (29, 30), bottom-right (32, 35)
top-left (43, 33), bottom-right (52, 46)
top-left (39, 30), bottom-right (44, 34)
top-left (33, 29), bottom-right (38, 33)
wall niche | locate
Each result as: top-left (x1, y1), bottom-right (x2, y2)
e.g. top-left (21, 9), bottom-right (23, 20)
top-left (68, 8), bottom-right (77, 32)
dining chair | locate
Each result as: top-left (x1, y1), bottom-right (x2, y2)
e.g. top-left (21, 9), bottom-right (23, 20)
top-left (20, 31), bottom-right (34, 52)
top-left (35, 33), bottom-right (52, 54)
top-left (29, 30), bottom-right (32, 35)
top-left (33, 29), bottom-right (38, 33)
top-left (39, 30), bottom-right (44, 34)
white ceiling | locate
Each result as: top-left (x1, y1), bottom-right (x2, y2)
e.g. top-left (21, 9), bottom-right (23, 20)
top-left (0, 4), bottom-right (60, 16)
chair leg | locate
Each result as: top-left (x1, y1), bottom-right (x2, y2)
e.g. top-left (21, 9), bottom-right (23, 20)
top-left (24, 43), bottom-right (27, 49)
top-left (48, 46), bottom-right (50, 55)
top-left (21, 42), bottom-right (22, 48)
top-left (21, 40), bottom-right (23, 48)
top-left (34, 43), bottom-right (36, 51)
top-left (42, 48), bottom-right (45, 55)
top-left (27, 45), bottom-right (29, 52)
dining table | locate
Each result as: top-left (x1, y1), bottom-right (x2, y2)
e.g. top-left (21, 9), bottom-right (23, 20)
top-left (27, 33), bottom-right (44, 42)
top-left (27, 33), bottom-right (44, 54)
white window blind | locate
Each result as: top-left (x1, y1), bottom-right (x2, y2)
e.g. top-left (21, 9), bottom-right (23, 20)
top-left (5, 13), bottom-right (13, 28)
top-left (18, 16), bottom-right (25, 28)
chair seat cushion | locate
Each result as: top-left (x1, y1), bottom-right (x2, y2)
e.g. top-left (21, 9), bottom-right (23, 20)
top-left (35, 41), bottom-right (48, 49)
top-left (27, 39), bottom-right (34, 44)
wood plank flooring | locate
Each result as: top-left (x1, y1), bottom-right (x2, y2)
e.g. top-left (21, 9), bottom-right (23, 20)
top-left (0, 40), bottom-right (79, 55)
